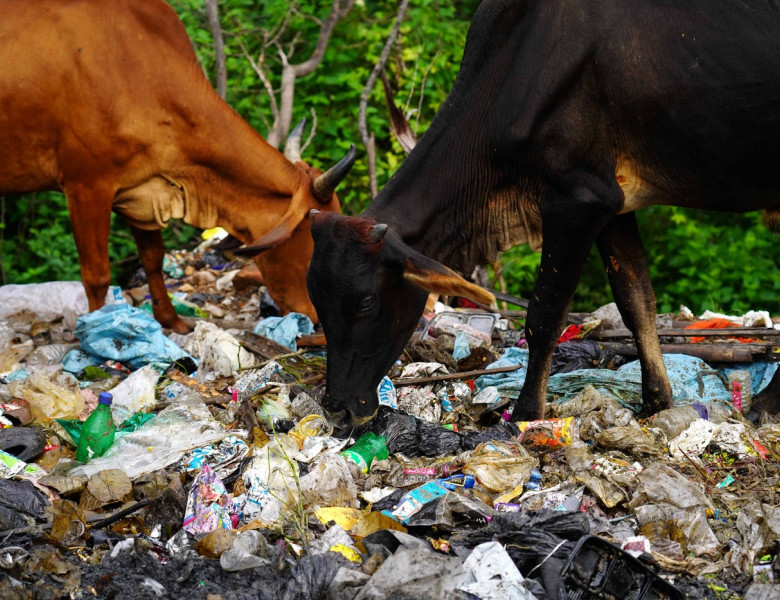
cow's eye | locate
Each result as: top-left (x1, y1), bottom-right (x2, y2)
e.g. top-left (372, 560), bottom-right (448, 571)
top-left (358, 294), bottom-right (377, 314)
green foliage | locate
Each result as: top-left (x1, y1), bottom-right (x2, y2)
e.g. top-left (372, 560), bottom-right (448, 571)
top-left (2, 0), bottom-right (778, 319)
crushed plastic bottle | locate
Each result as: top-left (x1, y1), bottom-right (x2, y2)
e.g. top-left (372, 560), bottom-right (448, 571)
top-left (75, 392), bottom-right (116, 463)
top-left (648, 402), bottom-right (731, 440)
top-left (341, 432), bottom-right (389, 473)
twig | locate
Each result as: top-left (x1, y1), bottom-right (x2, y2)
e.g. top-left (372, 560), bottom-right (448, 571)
top-left (391, 364), bottom-right (522, 387)
top-left (86, 499), bottom-right (151, 530)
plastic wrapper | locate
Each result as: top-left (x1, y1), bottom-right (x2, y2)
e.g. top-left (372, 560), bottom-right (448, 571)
top-left (397, 386), bottom-right (441, 423)
top-left (298, 453), bottom-right (358, 510)
top-left (8, 365), bottom-right (84, 424)
top-left (182, 465), bottom-right (237, 534)
top-left (183, 321), bottom-right (257, 380)
top-left (108, 364), bottom-right (159, 425)
top-left (180, 435), bottom-right (250, 479)
top-left (288, 414), bottom-right (333, 449)
top-left (355, 547), bottom-right (467, 600)
top-left (25, 343), bottom-right (76, 367)
top-left (668, 419), bottom-right (717, 460)
top-left (630, 463), bottom-right (713, 511)
top-left (517, 417), bottom-right (579, 449)
top-left (69, 398), bottom-right (232, 479)
top-left (0, 449), bottom-right (47, 480)
top-left (595, 426), bottom-right (664, 456)
top-left (66, 303), bottom-right (192, 370)
top-left (462, 441), bottom-right (538, 493)
top-left (241, 434), bottom-right (299, 523)
top-left (291, 391), bottom-right (326, 418)
top-left (458, 540), bottom-right (536, 600)
top-left (369, 377), bottom-right (396, 411)
top-left (233, 361), bottom-right (281, 401)
top-left (252, 312), bottom-right (314, 351)
top-left (219, 530), bottom-right (269, 571)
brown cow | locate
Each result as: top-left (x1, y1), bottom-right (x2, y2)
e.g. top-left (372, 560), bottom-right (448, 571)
top-left (0, 0), bottom-right (354, 334)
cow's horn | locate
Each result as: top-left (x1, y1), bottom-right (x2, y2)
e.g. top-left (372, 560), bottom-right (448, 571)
top-left (313, 144), bottom-right (357, 201)
top-left (309, 209), bottom-right (320, 217)
top-left (284, 118), bottom-right (306, 163)
top-left (368, 223), bottom-right (388, 244)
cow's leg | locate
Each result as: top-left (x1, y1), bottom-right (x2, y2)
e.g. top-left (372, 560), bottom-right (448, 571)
top-left (595, 213), bottom-right (672, 416)
top-left (128, 226), bottom-right (191, 334)
top-left (66, 187), bottom-right (114, 312)
top-left (511, 182), bottom-right (619, 421)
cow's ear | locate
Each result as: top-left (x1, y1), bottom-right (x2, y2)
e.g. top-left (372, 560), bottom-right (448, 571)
top-left (402, 252), bottom-right (495, 306)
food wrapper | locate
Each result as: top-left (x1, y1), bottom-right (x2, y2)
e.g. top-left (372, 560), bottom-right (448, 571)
top-left (180, 435), bottom-right (250, 479)
top-left (182, 465), bottom-right (237, 535)
top-left (0, 449), bottom-right (47, 480)
top-left (517, 416), bottom-right (578, 449)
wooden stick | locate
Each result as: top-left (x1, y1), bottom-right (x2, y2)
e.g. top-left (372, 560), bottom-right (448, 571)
top-left (391, 364), bottom-right (522, 387)
top-left (599, 342), bottom-right (768, 362)
top-left (597, 327), bottom-right (780, 339)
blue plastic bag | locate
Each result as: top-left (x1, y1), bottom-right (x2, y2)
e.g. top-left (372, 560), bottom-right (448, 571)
top-left (62, 303), bottom-right (192, 371)
top-left (253, 313), bottom-right (314, 351)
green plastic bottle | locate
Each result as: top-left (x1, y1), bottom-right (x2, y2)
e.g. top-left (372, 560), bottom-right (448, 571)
top-left (341, 432), bottom-right (389, 473)
top-left (75, 392), bottom-right (116, 463)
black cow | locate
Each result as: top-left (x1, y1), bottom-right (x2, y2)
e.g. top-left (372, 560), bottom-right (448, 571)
top-left (307, 0), bottom-right (780, 427)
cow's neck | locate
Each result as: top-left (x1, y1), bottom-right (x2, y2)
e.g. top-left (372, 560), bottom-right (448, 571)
top-left (171, 109), bottom-right (303, 244)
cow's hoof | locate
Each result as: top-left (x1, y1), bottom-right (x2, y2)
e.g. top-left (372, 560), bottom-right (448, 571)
top-left (168, 318), bottom-right (193, 335)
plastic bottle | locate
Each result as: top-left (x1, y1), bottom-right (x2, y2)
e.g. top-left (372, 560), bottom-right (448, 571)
top-left (288, 414), bottom-right (334, 449)
top-left (341, 432), bottom-right (388, 473)
top-left (728, 370), bottom-right (752, 414)
top-left (648, 402), bottom-right (731, 440)
top-left (75, 392), bottom-right (116, 463)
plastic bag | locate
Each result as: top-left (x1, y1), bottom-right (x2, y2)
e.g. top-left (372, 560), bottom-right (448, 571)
top-left (184, 321), bottom-right (257, 380)
top-left (0, 281), bottom-right (122, 320)
top-left (595, 426), bottom-right (664, 456)
top-left (66, 303), bottom-right (192, 370)
top-left (241, 434), bottom-right (299, 522)
top-left (182, 465), bottom-right (236, 535)
top-left (458, 541), bottom-right (536, 600)
top-left (253, 312), bottom-right (314, 351)
top-left (68, 398), bottom-right (231, 479)
top-left (108, 364), bottom-right (159, 425)
top-left (220, 530), bottom-right (269, 571)
top-left (463, 441), bottom-right (538, 493)
top-left (0, 478), bottom-right (50, 520)
top-left (298, 453), bottom-right (358, 510)
top-left (282, 553), bottom-right (345, 600)
top-left (551, 340), bottom-right (621, 374)
top-left (8, 365), bottom-right (84, 424)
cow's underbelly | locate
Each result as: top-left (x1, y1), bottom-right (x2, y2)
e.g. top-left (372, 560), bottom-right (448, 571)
top-left (615, 155), bottom-right (661, 214)
top-left (113, 176), bottom-right (190, 231)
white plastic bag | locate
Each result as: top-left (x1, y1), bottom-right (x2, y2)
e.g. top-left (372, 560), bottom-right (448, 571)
top-left (108, 365), bottom-right (160, 425)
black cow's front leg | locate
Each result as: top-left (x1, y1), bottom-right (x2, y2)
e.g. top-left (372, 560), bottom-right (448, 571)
top-left (512, 181), bottom-right (619, 421)
top-left (596, 213), bottom-right (671, 416)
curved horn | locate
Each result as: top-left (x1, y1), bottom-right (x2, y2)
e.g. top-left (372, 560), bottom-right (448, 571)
top-left (284, 118), bottom-right (306, 163)
top-left (313, 144), bottom-right (357, 201)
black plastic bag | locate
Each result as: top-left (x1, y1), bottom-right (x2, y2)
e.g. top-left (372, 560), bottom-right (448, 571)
top-left (281, 552), bottom-right (348, 600)
top-left (550, 340), bottom-right (623, 374)
top-left (0, 479), bottom-right (49, 520)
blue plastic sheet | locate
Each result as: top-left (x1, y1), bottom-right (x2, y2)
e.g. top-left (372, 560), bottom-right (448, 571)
top-left (62, 304), bottom-right (192, 371)
top-left (252, 313), bottom-right (314, 351)
top-left (475, 346), bottom-right (776, 414)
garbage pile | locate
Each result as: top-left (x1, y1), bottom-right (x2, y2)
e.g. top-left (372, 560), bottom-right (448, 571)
top-left (0, 236), bottom-right (778, 599)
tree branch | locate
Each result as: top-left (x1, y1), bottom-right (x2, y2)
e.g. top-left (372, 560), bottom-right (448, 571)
top-left (359, 0), bottom-right (410, 197)
top-left (204, 0), bottom-right (227, 99)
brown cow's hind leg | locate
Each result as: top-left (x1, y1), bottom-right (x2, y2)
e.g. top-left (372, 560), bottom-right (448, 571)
top-left (129, 226), bottom-right (191, 334)
top-left (596, 213), bottom-right (672, 417)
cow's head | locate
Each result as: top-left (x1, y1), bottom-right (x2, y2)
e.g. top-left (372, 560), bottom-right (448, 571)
top-left (235, 120), bottom-right (356, 322)
top-left (307, 211), bottom-right (494, 426)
